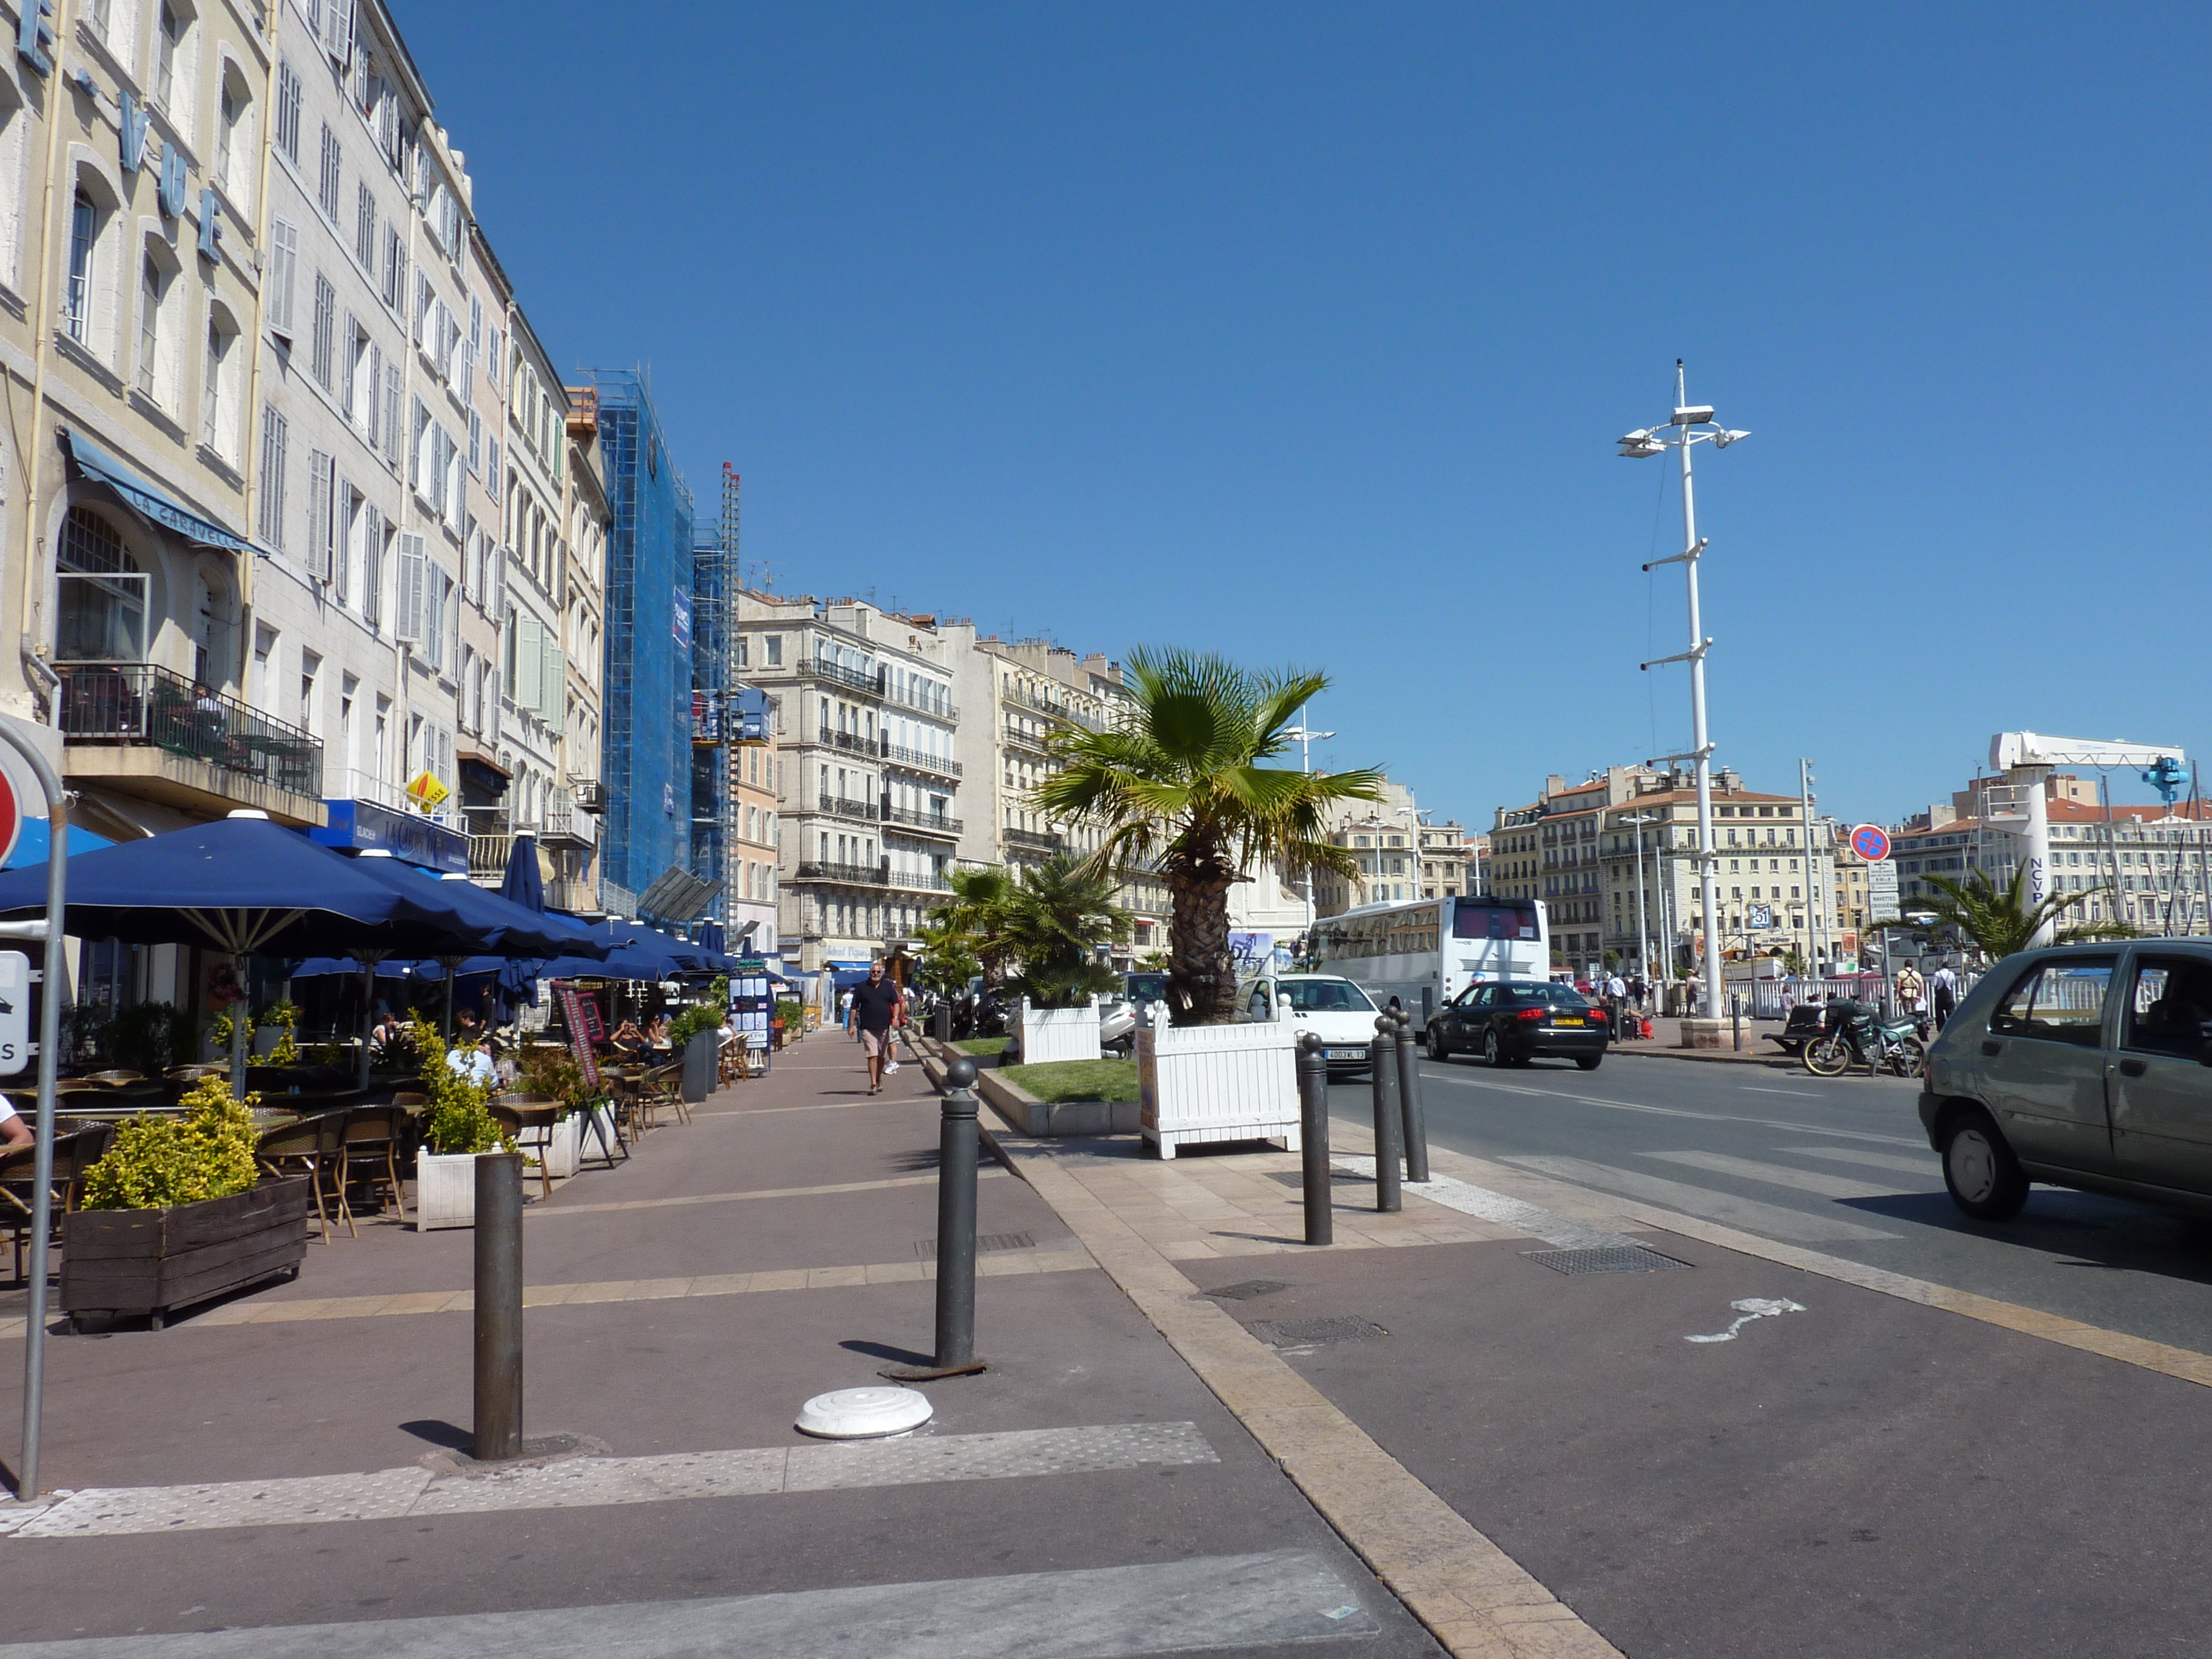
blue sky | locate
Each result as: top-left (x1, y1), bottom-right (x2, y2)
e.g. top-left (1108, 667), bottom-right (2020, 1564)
top-left (396, 3), bottom-right (2211, 830)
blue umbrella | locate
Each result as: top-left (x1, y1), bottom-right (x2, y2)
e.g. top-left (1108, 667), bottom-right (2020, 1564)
top-left (699, 919), bottom-right (726, 956)
top-left (501, 833), bottom-right (545, 913)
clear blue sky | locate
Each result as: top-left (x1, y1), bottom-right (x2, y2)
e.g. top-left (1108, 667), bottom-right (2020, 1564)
top-left (397, 3), bottom-right (2211, 830)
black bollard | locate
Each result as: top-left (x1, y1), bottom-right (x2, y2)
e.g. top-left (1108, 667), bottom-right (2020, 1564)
top-left (1370, 1016), bottom-right (1403, 1212)
top-left (883, 1056), bottom-right (988, 1379)
top-left (933, 1003), bottom-right (951, 1042)
top-left (1394, 1009), bottom-right (1429, 1184)
top-left (1296, 1032), bottom-right (1334, 1245)
top-left (472, 1151), bottom-right (525, 1460)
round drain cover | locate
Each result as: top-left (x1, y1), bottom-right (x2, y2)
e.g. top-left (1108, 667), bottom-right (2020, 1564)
top-left (795, 1385), bottom-right (933, 1439)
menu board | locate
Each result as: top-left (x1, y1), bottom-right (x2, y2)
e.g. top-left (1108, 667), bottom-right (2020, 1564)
top-left (554, 984), bottom-right (600, 1088)
top-left (731, 962), bottom-right (773, 1058)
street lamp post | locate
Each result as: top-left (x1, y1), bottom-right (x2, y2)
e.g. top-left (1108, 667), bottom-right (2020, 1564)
top-left (1282, 708), bottom-right (1335, 956)
top-left (1618, 361), bottom-right (1749, 1031)
top-left (1622, 811), bottom-right (1662, 990)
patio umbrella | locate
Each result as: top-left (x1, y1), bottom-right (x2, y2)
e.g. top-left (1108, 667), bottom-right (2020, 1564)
top-left (0, 811), bottom-right (497, 1092)
top-left (501, 833), bottom-right (545, 913)
top-left (699, 919), bottom-right (726, 956)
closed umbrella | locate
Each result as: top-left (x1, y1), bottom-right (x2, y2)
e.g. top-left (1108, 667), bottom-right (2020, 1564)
top-left (501, 833), bottom-right (545, 913)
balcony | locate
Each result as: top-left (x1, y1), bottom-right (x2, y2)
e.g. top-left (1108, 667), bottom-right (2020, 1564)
top-left (796, 860), bottom-right (890, 887)
top-left (1008, 685), bottom-right (1105, 732)
top-left (888, 686), bottom-right (958, 723)
top-left (1004, 826), bottom-right (1064, 853)
top-left (540, 789), bottom-right (594, 847)
top-left (882, 742), bottom-right (961, 779)
top-left (545, 876), bottom-right (598, 913)
top-left (809, 656), bottom-right (883, 697)
top-left (808, 729), bottom-right (884, 758)
top-left (58, 662), bottom-right (327, 825)
top-left (1002, 723), bottom-right (1054, 757)
top-left (819, 796), bottom-right (879, 825)
top-left (886, 867), bottom-right (954, 894)
top-left (882, 806), bottom-right (962, 838)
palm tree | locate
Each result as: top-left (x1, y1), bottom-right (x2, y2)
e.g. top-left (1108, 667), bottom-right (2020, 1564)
top-left (1035, 648), bottom-right (1381, 1025)
top-left (1914, 865), bottom-right (2136, 962)
top-left (1003, 854), bottom-right (1128, 1009)
top-left (932, 865), bottom-right (1019, 984)
top-left (912, 914), bottom-right (983, 999)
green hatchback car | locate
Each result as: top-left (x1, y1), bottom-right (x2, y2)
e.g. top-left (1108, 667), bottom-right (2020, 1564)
top-left (1920, 942), bottom-right (2212, 1221)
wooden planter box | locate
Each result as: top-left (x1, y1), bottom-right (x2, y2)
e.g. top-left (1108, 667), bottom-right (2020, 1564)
top-left (61, 1176), bottom-right (311, 1330)
top-left (415, 1151), bottom-right (478, 1231)
top-left (1136, 1014), bottom-right (1300, 1160)
top-left (1015, 996), bottom-right (1104, 1064)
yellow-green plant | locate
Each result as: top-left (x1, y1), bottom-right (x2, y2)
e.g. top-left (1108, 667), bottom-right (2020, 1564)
top-left (412, 1017), bottom-right (509, 1155)
top-left (82, 1074), bottom-right (261, 1210)
top-left (209, 1008), bottom-right (251, 1054)
top-left (260, 1000), bottom-right (301, 1066)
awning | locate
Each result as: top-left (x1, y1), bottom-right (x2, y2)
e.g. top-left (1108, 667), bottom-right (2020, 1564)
top-left (2, 819), bottom-right (114, 868)
top-left (61, 427), bottom-right (254, 555)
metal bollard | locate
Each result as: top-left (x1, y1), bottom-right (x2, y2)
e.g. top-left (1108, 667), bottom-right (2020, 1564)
top-left (886, 1056), bottom-right (988, 1378)
top-left (1370, 1016), bottom-right (1403, 1212)
top-left (472, 1151), bottom-right (525, 1461)
top-left (1731, 991), bottom-right (1743, 1051)
top-left (1296, 1032), bottom-right (1334, 1245)
top-left (1393, 1009), bottom-right (1429, 1184)
top-left (933, 1003), bottom-right (951, 1042)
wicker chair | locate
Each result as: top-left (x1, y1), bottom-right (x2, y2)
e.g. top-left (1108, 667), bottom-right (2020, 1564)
top-left (255, 1111), bottom-right (347, 1242)
top-left (334, 1107), bottom-right (409, 1232)
top-left (642, 1063), bottom-right (691, 1128)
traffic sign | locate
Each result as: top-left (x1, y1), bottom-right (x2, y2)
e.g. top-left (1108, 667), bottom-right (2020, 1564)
top-left (0, 951), bottom-right (28, 1074)
top-left (0, 755), bottom-right (19, 870)
top-left (1850, 823), bottom-right (1891, 862)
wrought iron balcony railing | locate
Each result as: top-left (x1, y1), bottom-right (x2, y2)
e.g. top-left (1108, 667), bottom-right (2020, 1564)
top-left (58, 661), bottom-right (324, 799)
top-left (795, 860), bottom-right (890, 887)
top-left (882, 806), bottom-right (962, 837)
top-left (881, 742), bottom-right (961, 777)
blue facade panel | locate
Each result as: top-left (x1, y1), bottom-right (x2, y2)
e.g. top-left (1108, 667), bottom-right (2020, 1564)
top-left (591, 370), bottom-right (694, 908)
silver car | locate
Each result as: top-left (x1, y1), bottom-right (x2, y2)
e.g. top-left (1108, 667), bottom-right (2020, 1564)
top-left (1920, 941), bottom-right (2212, 1221)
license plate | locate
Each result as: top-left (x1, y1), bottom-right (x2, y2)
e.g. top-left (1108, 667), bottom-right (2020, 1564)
top-left (1553, 1016), bottom-right (1584, 1027)
top-left (1327, 1048), bottom-right (1364, 1061)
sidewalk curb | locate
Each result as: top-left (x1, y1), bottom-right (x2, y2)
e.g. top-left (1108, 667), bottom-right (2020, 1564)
top-left (999, 1139), bottom-right (1624, 1659)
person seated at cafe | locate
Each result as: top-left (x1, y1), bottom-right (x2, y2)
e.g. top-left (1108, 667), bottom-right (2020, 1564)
top-left (366, 1009), bottom-right (406, 1059)
top-left (446, 1034), bottom-right (496, 1090)
top-left (609, 1019), bottom-right (649, 1057)
top-left (645, 1014), bottom-right (671, 1051)
top-left (0, 1096), bottom-right (31, 1148)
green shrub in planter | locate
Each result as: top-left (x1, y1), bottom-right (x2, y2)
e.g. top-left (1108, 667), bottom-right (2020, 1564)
top-left (82, 1076), bottom-right (261, 1210)
top-left (109, 1002), bottom-right (200, 1074)
top-left (411, 1018), bottom-right (510, 1155)
top-left (665, 1003), bottom-right (722, 1049)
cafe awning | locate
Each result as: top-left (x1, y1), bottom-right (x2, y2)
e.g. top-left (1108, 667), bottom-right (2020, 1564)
top-left (61, 427), bottom-right (255, 555)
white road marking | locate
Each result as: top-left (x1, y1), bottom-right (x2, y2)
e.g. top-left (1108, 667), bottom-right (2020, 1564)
top-left (1740, 1086), bottom-right (1822, 1098)
top-left (1643, 1150), bottom-right (1912, 1201)
top-left (1, 1423), bottom-right (1217, 1540)
top-left (1422, 1073), bottom-right (1924, 1146)
top-left (1778, 1145), bottom-right (1943, 1177)
top-left (1331, 1158), bottom-right (1633, 1250)
top-left (0, 1550), bottom-right (1378, 1658)
top-left (1500, 1156), bottom-right (1900, 1242)
top-left (1686, 1296), bottom-right (1806, 1344)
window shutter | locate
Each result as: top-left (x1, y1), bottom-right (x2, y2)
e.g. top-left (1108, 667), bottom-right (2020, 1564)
top-left (515, 614), bottom-right (542, 711)
top-left (414, 271), bottom-right (429, 344)
top-left (268, 219), bottom-right (298, 335)
top-left (540, 625), bottom-right (562, 725)
top-left (363, 507), bottom-right (384, 627)
top-left (323, 0), bottom-right (353, 65)
top-left (487, 436), bottom-right (500, 497)
top-left (340, 309), bottom-right (357, 414)
top-left (489, 540), bottom-right (506, 623)
top-left (304, 447), bottom-right (330, 577)
top-left (383, 363), bottom-right (402, 465)
top-left (333, 475), bottom-right (350, 601)
top-left (395, 532), bottom-right (426, 642)
top-left (425, 569), bottom-right (446, 671)
top-left (258, 407), bottom-right (289, 549)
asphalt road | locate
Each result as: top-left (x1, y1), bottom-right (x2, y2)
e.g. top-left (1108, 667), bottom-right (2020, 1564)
top-left (1330, 1048), bottom-right (2212, 1354)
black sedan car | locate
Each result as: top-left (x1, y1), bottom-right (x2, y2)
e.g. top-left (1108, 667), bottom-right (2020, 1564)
top-left (1425, 980), bottom-right (1610, 1070)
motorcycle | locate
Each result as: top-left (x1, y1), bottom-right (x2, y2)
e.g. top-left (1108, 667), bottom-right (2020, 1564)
top-left (1803, 1005), bottom-right (1926, 1078)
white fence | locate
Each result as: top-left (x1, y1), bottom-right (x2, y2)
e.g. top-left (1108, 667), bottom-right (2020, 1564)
top-left (1136, 1007), bottom-right (1299, 1160)
top-left (1016, 996), bottom-right (1104, 1064)
top-left (1743, 974), bottom-right (1983, 1020)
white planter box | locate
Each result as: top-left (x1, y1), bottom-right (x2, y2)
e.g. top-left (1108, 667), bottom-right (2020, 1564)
top-left (1136, 1011), bottom-right (1300, 1160)
top-left (539, 1113), bottom-right (581, 1180)
top-left (415, 1151), bottom-right (478, 1231)
top-left (1017, 996), bottom-right (1104, 1064)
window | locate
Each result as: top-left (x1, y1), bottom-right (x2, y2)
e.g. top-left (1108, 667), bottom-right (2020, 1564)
top-left (153, 3), bottom-right (184, 112)
top-left (317, 123), bottom-right (341, 220)
top-left (256, 404), bottom-right (287, 549)
top-left (275, 59), bottom-right (302, 164)
top-left (382, 224), bottom-right (405, 310)
top-left (468, 410), bottom-right (481, 475)
top-left (361, 504), bottom-right (386, 628)
top-left (1991, 958), bottom-right (2115, 1048)
top-left (199, 312), bottom-right (234, 454)
top-left (354, 181), bottom-right (375, 271)
top-left (266, 217), bottom-right (298, 337)
top-left (56, 508), bottom-right (146, 661)
top-left (382, 361), bottom-right (403, 466)
top-left (309, 272), bottom-right (335, 389)
top-left (63, 188), bottom-right (97, 343)
top-left (135, 254), bottom-right (164, 398)
top-left (486, 436), bottom-right (500, 496)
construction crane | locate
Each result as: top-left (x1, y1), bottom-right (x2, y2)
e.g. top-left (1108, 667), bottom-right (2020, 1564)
top-left (1986, 732), bottom-right (2189, 947)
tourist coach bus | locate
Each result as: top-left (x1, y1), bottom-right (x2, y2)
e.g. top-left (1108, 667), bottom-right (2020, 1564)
top-left (1312, 895), bottom-right (1550, 1034)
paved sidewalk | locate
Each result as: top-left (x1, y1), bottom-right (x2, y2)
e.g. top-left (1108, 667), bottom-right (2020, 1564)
top-left (987, 1104), bottom-right (2212, 1659)
top-left (0, 1034), bottom-right (1446, 1659)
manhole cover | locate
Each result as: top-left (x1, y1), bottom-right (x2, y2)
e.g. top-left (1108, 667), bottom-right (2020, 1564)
top-left (914, 1232), bottom-right (1035, 1258)
top-left (1521, 1245), bottom-right (1694, 1275)
top-left (1201, 1279), bottom-right (1292, 1302)
top-left (1248, 1315), bottom-right (1389, 1348)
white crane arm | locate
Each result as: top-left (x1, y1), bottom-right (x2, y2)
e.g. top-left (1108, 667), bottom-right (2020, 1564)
top-left (1989, 731), bottom-right (2187, 772)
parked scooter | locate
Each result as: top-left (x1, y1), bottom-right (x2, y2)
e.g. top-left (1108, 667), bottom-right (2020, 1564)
top-left (1803, 999), bottom-right (1926, 1078)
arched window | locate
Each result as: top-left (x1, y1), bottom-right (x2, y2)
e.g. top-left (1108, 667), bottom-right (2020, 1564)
top-left (216, 62), bottom-right (254, 211)
top-left (64, 188), bottom-right (99, 343)
top-left (56, 508), bottom-right (147, 662)
top-left (201, 305), bottom-right (238, 459)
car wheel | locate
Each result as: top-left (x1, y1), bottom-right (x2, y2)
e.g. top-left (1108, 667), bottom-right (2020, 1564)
top-left (1575, 1053), bottom-right (1603, 1071)
top-left (1483, 1029), bottom-right (1505, 1068)
top-left (1940, 1108), bottom-right (2028, 1221)
top-left (1427, 1024), bottom-right (1448, 1062)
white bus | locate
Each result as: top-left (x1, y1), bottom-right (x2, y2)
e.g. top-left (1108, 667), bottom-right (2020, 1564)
top-left (1312, 894), bottom-right (1549, 1034)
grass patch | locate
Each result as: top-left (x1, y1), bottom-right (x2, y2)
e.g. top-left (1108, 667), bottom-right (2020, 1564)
top-left (1001, 1057), bottom-right (1140, 1104)
top-left (951, 1037), bottom-right (1010, 1057)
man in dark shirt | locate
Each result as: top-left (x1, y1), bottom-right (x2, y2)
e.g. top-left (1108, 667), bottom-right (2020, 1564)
top-left (849, 961), bottom-right (905, 1095)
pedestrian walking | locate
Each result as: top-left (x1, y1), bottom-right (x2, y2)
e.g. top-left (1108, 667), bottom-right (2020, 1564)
top-left (1929, 964), bottom-right (1960, 1030)
top-left (1895, 962), bottom-right (1926, 1017)
top-left (848, 960), bottom-right (905, 1095)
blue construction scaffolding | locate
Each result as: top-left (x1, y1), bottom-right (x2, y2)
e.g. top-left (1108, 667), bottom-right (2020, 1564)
top-left (689, 482), bottom-right (734, 928)
top-left (588, 368), bottom-right (695, 920)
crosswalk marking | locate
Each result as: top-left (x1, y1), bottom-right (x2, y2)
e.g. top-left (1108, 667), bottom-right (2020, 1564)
top-left (1643, 1149), bottom-right (1907, 1201)
top-left (1500, 1155), bottom-right (1899, 1242)
top-left (1776, 1145), bottom-right (1943, 1178)
top-left (0, 1549), bottom-right (1379, 1658)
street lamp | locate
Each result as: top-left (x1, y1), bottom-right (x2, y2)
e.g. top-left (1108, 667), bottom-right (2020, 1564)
top-left (1282, 708), bottom-right (1335, 948)
top-left (1618, 360), bottom-right (1749, 1028)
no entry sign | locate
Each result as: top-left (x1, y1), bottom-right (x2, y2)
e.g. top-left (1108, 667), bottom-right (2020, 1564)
top-left (0, 759), bottom-right (20, 870)
top-left (1850, 823), bottom-right (1891, 863)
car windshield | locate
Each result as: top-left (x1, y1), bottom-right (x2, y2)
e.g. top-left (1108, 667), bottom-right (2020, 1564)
top-left (1125, 974), bottom-right (1169, 1005)
top-left (1285, 979), bottom-right (1375, 1013)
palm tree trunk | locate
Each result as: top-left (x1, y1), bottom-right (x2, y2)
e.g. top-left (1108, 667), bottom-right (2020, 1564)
top-left (1165, 869), bottom-right (1238, 1025)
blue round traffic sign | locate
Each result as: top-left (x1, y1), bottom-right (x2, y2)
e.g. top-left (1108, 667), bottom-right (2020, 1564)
top-left (1851, 823), bottom-right (1891, 862)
